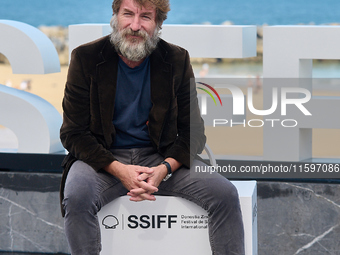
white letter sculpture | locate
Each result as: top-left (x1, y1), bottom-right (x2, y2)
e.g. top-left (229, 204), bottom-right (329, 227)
top-left (263, 26), bottom-right (340, 161)
top-left (0, 20), bottom-right (63, 153)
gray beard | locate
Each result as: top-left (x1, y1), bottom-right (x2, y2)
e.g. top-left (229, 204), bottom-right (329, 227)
top-left (109, 15), bottom-right (160, 62)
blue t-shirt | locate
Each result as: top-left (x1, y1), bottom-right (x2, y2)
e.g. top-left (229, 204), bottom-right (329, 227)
top-left (111, 57), bottom-right (152, 148)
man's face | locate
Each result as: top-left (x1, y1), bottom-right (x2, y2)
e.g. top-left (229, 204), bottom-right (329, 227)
top-left (117, 0), bottom-right (157, 42)
top-left (110, 0), bottom-right (160, 62)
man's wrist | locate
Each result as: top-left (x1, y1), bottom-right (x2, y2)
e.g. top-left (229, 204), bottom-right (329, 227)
top-left (161, 161), bottom-right (172, 181)
top-left (158, 163), bottom-right (168, 178)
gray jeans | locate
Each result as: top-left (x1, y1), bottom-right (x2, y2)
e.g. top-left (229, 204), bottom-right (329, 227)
top-left (63, 147), bottom-right (244, 255)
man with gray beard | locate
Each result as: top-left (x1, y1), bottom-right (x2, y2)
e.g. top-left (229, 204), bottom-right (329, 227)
top-left (60, 0), bottom-right (245, 254)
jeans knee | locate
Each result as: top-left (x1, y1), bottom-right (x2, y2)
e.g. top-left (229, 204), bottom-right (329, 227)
top-left (224, 181), bottom-right (240, 205)
top-left (63, 178), bottom-right (98, 215)
top-left (206, 178), bottom-right (240, 212)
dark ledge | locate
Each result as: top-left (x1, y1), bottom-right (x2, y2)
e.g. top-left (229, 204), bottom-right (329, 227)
top-left (0, 152), bottom-right (65, 173)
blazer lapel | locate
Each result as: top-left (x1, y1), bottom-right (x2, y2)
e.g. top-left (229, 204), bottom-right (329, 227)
top-left (96, 38), bottom-right (119, 146)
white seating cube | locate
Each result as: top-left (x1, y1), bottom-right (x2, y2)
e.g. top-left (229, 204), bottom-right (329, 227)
top-left (98, 181), bottom-right (257, 255)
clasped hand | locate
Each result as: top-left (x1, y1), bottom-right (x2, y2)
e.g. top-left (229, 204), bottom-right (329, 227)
top-left (127, 165), bottom-right (166, 202)
top-left (106, 161), bottom-right (167, 202)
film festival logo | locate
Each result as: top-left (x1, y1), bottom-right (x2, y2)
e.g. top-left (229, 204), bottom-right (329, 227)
top-left (102, 214), bottom-right (179, 230)
top-left (196, 79), bottom-right (312, 128)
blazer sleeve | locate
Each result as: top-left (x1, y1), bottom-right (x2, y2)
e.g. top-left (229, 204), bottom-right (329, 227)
top-left (60, 49), bottom-right (116, 171)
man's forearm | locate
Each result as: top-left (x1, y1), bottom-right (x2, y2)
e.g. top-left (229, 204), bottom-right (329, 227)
top-left (103, 160), bottom-right (123, 177)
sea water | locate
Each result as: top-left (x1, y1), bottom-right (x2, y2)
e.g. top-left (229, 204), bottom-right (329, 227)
top-left (1, 0), bottom-right (340, 27)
